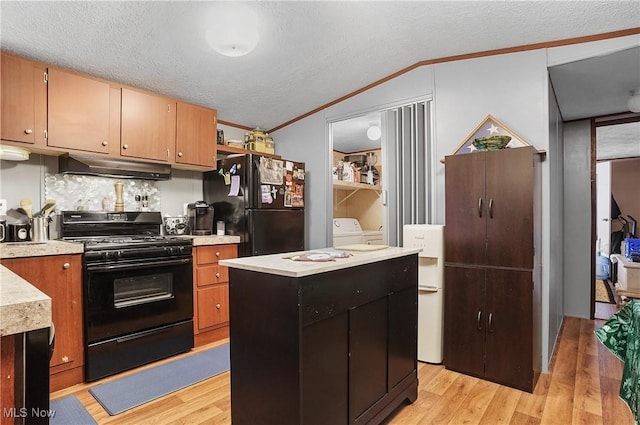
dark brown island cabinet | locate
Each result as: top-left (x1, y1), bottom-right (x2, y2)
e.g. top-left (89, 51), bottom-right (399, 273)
top-left (443, 145), bottom-right (543, 393)
top-left (220, 248), bottom-right (420, 425)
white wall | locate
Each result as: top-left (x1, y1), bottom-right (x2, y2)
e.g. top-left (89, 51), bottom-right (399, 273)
top-left (273, 66), bottom-right (434, 250)
top-left (273, 48), bottom-right (556, 370)
top-left (562, 121), bottom-right (592, 318)
top-left (433, 49), bottom-right (553, 371)
top-left (547, 80), bottom-right (565, 363)
top-left (0, 154), bottom-right (48, 213)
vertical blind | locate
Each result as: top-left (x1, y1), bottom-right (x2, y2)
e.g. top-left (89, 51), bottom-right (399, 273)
top-left (386, 100), bottom-right (430, 246)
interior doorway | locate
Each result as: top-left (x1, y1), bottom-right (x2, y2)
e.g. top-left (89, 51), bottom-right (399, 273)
top-left (330, 111), bottom-right (386, 247)
top-left (592, 118), bottom-right (640, 319)
top-left (328, 99), bottom-right (431, 248)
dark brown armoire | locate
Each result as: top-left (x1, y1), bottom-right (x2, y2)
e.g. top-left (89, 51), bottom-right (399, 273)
top-left (443, 145), bottom-right (542, 392)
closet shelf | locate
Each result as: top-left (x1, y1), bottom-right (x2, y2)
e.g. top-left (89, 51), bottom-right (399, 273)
top-left (333, 180), bottom-right (382, 207)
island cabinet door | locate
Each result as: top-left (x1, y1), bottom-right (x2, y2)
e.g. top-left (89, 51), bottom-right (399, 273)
top-left (349, 297), bottom-right (388, 422)
top-left (301, 313), bottom-right (349, 425)
top-left (388, 286), bottom-right (418, 389)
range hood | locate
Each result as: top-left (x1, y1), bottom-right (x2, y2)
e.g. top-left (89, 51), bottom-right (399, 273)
top-left (59, 154), bottom-right (171, 180)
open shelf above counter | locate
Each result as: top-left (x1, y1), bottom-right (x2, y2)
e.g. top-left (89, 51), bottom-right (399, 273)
top-left (217, 145), bottom-right (281, 159)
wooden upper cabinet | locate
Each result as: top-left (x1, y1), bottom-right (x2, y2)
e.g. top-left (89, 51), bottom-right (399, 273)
top-left (121, 88), bottom-right (176, 162)
top-left (47, 68), bottom-right (111, 153)
top-left (0, 52), bottom-right (47, 144)
top-left (175, 101), bottom-right (217, 167)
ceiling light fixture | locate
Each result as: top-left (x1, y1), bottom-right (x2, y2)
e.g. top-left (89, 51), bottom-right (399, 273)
top-left (205, 4), bottom-right (260, 57)
top-left (628, 88), bottom-right (640, 113)
top-left (367, 125), bottom-right (382, 141)
top-left (0, 145), bottom-right (30, 161)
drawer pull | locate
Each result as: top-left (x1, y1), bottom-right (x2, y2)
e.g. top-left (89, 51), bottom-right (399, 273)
top-left (216, 251), bottom-right (220, 257)
top-left (63, 262), bottom-right (70, 269)
top-left (102, 140), bottom-right (108, 146)
top-left (216, 273), bottom-right (220, 278)
top-left (62, 356), bottom-right (69, 363)
top-left (216, 303), bottom-right (221, 309)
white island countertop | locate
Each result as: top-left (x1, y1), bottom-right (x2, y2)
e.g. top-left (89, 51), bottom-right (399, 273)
top-left (219, 246), bottom-right (422, 278)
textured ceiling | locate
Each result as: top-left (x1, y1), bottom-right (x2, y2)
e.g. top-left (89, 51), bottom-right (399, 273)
top-left (1, 1), bottom-right (639, 132)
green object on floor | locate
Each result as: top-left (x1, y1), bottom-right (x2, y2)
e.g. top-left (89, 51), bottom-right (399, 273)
top-left (595, 300), bottom-right (640, 425)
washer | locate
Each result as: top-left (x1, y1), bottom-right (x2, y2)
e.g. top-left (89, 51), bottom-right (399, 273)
top-left (332, 218), bottom-right (364, 246)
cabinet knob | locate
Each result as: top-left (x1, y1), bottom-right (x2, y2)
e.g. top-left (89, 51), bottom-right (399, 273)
top-left (63, 263), bottom-right (70, 269)
top-left (216, 273), bottom-right (220, 278)
top-left (62, 356), bottom-right (69, 363)
top-left (24, 129), bottom-right (33, 135)
top-left (123, 144), bottom-right (128, 149)
top-left (216, 303), bottom-right (221, 309)
top-left (178, 152), bottom-right (183, 157)
top-left (102, 140), bottom-right (108, 146)
top-left (216, 252), bottom-right (220, 257)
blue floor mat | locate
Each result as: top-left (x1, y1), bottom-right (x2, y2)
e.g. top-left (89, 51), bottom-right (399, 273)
top-left (51, 395), bottom-right (97, 425)
top-left (89, 343), bottom-right (229, 416)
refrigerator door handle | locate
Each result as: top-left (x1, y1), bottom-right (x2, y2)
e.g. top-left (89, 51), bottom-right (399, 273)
top-left (418, 285), bottom-right (439, 293)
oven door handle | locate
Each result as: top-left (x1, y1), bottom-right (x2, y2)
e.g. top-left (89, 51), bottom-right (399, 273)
top-left (86, 257), bottom-right (192, 272)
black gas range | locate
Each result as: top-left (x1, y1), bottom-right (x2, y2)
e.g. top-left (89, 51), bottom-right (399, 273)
top-left (61, 211), bottom-right (194, 381)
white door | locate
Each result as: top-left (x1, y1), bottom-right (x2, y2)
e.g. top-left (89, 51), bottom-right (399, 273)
top-left (596, 161), bottom-right (611, 255)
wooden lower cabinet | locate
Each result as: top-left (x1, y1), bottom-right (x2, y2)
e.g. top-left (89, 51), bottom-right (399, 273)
top-left (192, 244), bottom-right (237, 346)
top-left (443, 265), bottom-right (537, 392)
top-left (1, 255), bottom-right (83, 392)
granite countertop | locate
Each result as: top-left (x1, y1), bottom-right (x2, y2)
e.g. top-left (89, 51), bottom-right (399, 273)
top-left (0, 240), bottom-right (84, 259)
top-left (0, 266), bottom-right (52, 336)
top-left (179, 235), bottom-right (241, 246)
top-left (219, 246), bottom-right (422, 278)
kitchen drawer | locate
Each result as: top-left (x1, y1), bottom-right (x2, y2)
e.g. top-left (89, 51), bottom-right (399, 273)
top-left (196, 265), bottom-right (229, 287)
top-left (196, 244), bottom-right (237, 265)
top-left (196, 284), bottom-right (229, 330)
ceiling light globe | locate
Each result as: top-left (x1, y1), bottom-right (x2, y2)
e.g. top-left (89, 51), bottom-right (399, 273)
top-left (205, 4), bottom-right (260, 57)
top-left (367, 125), bottom-right (382, 141)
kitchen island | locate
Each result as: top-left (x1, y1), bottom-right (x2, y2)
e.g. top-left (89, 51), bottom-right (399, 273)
top-left (220, 247), bottom-right (421, 425)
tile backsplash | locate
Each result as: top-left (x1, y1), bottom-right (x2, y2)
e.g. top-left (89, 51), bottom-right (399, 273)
top-left (45, 173), bottom-right (160, 212)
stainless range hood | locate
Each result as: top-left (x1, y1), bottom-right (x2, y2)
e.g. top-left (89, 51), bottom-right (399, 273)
top-left (59, 154), bottom-right (171, 180)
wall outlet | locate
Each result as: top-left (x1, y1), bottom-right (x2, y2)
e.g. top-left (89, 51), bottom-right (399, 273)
top-left (0, 199), bottom-right (6, 216)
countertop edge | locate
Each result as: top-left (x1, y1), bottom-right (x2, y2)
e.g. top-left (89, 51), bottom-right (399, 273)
top-left (219, 247), bottom-right (421, 277)
top-left (0, 266), bottom-right (52, 336)
top-left (0, 240), bottom-right (84, 259)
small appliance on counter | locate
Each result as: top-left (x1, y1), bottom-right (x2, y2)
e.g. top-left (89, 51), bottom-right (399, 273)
top-left (187, 201), bottom-right (214, 235)
top-left (163, 216), bottom-right (189, 235)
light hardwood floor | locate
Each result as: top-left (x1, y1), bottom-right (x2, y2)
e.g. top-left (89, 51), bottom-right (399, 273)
top-left (52, 316), bottom-right (633, 424)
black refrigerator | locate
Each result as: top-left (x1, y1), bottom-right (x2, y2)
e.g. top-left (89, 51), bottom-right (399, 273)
top-left (203, 154), bottom-right (305, 257)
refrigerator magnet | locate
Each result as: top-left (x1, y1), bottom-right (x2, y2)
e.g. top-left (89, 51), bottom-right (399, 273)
top-left (261, 185), bottom-right (273, 204)
top-left (286, 161), bottom-right (293, 171)
top-left (284, 191), bottom-right (292, 207)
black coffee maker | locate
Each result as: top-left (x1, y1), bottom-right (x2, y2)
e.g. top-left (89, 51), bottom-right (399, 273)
top-left (187, 201), bottom-right (214, 235)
